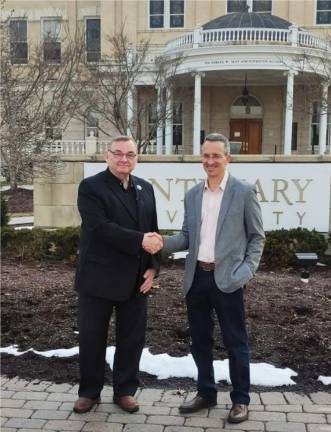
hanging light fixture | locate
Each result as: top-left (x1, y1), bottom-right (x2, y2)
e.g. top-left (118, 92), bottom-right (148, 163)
top-left (242, 73), bottom-right (251, 114)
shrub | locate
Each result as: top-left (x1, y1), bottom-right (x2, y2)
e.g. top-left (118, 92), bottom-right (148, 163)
top-left (45, 227), bottom-right (80, 260)
top-left (1, 193), bottom-right (9, 227)
top-left (1, 226), bottom-right (329, 268)
top-left (1, 226), bottom-right (16, 249)
top-left (263, 228), bottom-right (329, 268)
top-left (1, 226), bottom-right (80, 261)
top-left (1, 228), bottom-right (49, 260)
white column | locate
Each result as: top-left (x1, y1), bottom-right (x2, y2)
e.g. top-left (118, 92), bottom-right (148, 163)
top-left (127, 87), bottom-right (134, 137)
top-left (319, 82), bottom-right (329, 155)
top-left (165, 87), bottom-right (173, 155)
top-left (283, 70), bottom-right (295, 155)
top-left (193, 72), bottom-right (203, 155)
top-left (156, 85), bottom-right (163, 155)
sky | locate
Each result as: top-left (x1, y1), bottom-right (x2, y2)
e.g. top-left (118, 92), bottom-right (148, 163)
top-left (1, 345), bottom-right (330, 387)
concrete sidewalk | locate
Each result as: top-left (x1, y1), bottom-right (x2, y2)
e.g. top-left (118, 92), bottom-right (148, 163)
top-left (1, 376), bottom-right (331, 432)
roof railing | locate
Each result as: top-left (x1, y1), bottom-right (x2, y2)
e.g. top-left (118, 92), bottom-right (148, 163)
top-left (165, 25), bottom-right (330, 51)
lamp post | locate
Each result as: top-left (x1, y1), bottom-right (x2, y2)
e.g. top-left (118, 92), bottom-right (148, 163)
top-left (294, 252), bottom-right (318, 283)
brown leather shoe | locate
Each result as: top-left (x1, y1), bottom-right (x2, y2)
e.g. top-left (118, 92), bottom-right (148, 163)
top-left (113, 395), bottom-right (139, 413)
top-left (228, 404), bottom-right (248, 423)
top-left (73, 397), bottom-right (100, 413)
top-left (179, 396), bottom-right (217, 413)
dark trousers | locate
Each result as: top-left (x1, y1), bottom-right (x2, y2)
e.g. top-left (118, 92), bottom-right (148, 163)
top-left (78, 292), bottom-right (147, 399)
top-left (186, 266), bottom-right (250, 405)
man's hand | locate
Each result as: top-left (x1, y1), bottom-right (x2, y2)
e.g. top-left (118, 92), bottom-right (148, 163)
top-left (139, 268), bottom-right (156, 294)
top-left (142, 232), bottom-right (163, 254)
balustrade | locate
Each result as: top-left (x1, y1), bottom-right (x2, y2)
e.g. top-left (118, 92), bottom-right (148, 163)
top-left (166, 26), bottom-right (329, 51)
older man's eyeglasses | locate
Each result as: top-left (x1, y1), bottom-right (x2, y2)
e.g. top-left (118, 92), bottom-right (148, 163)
top-left (108, 150), bottom-right (137, 160)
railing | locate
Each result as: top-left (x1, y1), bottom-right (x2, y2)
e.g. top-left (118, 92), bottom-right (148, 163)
top-left (46, 140), bottom-right (183, 155)
top-left (46, 140), bottom-right (86, 154)
top-left (298, 31), bottom-right (329, 50)
top-left (97, 141), bottom-right (111, 153)
top-left (202, 28), bottom-right (289, 44)
top-left (44, 139), bottom-right (330, 156)
top-left (165, 25), bottom-right (330, 52)
top-left (166, 32), bottom-right (194, 50)
top-left (143, 141), bottom-right (184, 155)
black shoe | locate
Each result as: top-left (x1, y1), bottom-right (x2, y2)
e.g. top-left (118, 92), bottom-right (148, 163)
top-left (179, 395), bottom-right (217, 413)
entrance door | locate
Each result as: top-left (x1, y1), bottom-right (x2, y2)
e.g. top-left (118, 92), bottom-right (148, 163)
top-left (230, 119), bottom-right (262, 154)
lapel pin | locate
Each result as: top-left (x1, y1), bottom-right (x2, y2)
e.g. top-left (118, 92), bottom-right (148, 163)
top-left (137, 185), bottom-right (142, 190)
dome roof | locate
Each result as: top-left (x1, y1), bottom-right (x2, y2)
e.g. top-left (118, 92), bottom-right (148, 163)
top-left (202, 12), bottom-right (293, 30)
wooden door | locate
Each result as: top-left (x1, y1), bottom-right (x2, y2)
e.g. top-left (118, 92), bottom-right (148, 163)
top-left (246, 120), bottom-right (262, 154)
top-left (229, 119), bottom-right (246, 152)
top-left (230, 119), bottom-right (262, 154)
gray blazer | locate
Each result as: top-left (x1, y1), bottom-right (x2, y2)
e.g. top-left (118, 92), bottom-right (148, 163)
top-left (163, 174), bottom-right (265, 294)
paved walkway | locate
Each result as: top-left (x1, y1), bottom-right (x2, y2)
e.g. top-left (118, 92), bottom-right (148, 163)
top-left (1, 376), bottom-right (331, 431)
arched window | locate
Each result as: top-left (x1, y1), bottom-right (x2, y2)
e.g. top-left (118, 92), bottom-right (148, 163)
top-left (231, 95), bottom-right (262, 118)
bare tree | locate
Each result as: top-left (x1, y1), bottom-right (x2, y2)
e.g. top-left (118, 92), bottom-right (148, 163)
top-left (0, 17), bottom-right (85, 190)
top-left (293, 43), bottom-right (330, 107)
top-left (281, 37), bottom-right (331, 153)
top-left (76, 25), bottom-right (184, 153)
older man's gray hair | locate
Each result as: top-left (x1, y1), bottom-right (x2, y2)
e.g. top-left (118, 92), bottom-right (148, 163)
top-left (204, 133), bottom-right (230, 155)
top-left (108, 135), bottom-right (137, 151)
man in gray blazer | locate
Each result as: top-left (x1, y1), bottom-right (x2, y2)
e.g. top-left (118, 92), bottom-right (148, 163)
top-left (148, 133), bottom-right (265, 423)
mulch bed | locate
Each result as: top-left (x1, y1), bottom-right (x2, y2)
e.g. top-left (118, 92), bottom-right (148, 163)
top-left (1, 257), bottom-right (330, 393)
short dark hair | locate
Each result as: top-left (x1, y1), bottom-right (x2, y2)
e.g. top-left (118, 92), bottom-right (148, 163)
top-left (203, 133), bottom-right (230, 155)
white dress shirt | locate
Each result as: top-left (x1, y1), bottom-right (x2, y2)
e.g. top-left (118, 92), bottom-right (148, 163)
top-left (197, 171), bottom-right (229, 263)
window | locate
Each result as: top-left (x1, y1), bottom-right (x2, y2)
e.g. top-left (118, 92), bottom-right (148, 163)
top-left (252, 0), bottom-right (272, 13)
top-left (227, 0), bottom-right (272, 13)
top-left (291, 122), bottom-right (298, 151)
top-left (170, 0), bottom-right (184, 27)
top-left (148, 102), bottom-right (182, 148)
top-left (85, 109), bottom-right (99, 138)
top-left (227, 0), bottom-right (247, 12)
top-left (45, 118), bottom-right (62, 140)
top-left (150, 0), bottom-right (164, 28)
top-left (231, 95), bottom-right (262, 117)
top-left (316, 0), bottom-right (331, 24)
top-left (149, 0), bottom-right (184, 28)
top-left (173, 102), bottom-right (182, 148)
top-left (42, 19), bottom-right (61, 63)
top-left (86, 18), bottom-right (101, 62)
top-left (148, 103), bottom-right (157, 140)
top-left (10, 20), bottom-right (28, 64)
top-left (310, 102), bottom-right (331, 152)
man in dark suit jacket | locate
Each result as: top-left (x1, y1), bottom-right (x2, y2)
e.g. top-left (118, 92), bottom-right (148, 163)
top-left (73, 136), bottom-right (162, 414)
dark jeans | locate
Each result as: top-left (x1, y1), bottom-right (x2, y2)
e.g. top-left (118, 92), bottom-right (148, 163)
top-left (186, 266), bottom-right (250, 405)
top-left (78, 292), bottom-right (147, 399)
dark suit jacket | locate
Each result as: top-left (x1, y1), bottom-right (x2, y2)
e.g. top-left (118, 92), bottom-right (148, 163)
top-left (75, 169), bottom-right (160, 301)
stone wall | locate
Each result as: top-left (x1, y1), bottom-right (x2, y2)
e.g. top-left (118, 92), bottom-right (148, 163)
top-left (34, 154), bottom-right (331, 230)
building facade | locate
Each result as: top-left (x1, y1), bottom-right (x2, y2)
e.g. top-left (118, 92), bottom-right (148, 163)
top-left (3, 0), bottom-right (331, 155)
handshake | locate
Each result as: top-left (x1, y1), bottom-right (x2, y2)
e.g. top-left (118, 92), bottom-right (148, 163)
top-left (142, 232), bottom-right (163, 254)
